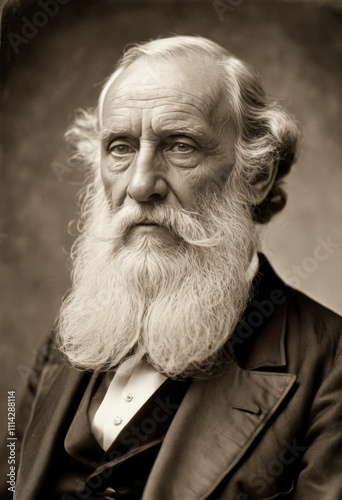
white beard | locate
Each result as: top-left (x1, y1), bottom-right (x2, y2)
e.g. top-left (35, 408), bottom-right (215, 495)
top-left (56, 174), bottom-right (259, 378)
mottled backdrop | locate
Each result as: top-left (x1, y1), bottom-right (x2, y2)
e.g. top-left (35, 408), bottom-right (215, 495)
top-left (1, 0), bottom-right (342, 448)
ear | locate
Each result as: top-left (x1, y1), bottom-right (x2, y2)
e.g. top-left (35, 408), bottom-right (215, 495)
top-left (248, 162), bottom-right (278, 205)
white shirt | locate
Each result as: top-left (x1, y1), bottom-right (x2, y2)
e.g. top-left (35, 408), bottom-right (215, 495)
top-left (89, 357), bottom-right (166, 450)
top-left (89, 253), bottom-right (259, 451)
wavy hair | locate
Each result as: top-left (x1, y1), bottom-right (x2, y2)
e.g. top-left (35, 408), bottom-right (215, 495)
top-left (66, 35), bottom-right (299, 224)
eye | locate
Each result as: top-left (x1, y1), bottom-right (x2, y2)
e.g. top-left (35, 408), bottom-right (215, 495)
top-left (170, 142), bottom-right (196, 153)
top-left (109, 142), bottom-right (135, 156)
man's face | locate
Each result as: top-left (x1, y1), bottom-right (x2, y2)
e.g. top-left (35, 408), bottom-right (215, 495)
top-left (100, 55), bottom-right (236, 240)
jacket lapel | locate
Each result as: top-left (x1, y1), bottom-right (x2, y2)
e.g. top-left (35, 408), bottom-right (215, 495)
top-left (143, 364), bottom-right (296, 500)
top-left (15, 361), bottom-right (91, 500)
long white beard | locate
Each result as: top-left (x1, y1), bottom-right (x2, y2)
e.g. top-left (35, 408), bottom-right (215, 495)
top-left (56, 175), bottom-right (259, 378)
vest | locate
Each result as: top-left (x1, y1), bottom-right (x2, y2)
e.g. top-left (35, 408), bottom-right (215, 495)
top-left (46, 372), bottom-right (190, 499)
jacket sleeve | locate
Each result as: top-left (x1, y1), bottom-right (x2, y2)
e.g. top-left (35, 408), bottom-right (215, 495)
top-left (294, 342), bottom-right (342, 500)
top-left (0, 332), bottom-right (55, 499)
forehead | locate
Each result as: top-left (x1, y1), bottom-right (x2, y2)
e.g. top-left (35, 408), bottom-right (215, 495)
top-left (101, 56), bottom-right (231, 130)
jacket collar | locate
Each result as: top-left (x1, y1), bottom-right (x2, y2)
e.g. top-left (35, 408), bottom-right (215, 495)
top-left (228, 252), bottom-right (290, 370)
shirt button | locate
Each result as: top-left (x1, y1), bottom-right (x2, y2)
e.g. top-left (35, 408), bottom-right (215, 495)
top-left (125, 393), bottom-right (133, 402)
top-left (102, 487), bottom-right (117, 499)
top-left (113, 416), bottom-right (122, 425)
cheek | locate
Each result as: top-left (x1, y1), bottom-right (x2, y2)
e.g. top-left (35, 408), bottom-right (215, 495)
top-left (208, 168), bottom-right (232, 193)
top-left (100, 159), bottom-right (128, 208)
top-left (190, 159), bottom-right (234, 199)
top-left (100, 160), bottom-right (112, 196)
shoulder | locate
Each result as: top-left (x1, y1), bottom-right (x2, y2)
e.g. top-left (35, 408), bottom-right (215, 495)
top-left (285, 286), bottom-right (342, 371)
top-left (234, 254), bottom-right (342, 373)
top-left (288, 286), bottom-right (342, 338)
top-left (258, 253), bottom-right (342, 344)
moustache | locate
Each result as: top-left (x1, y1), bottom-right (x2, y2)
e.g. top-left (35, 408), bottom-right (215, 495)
top-left (103, 204), bottom-right (224, 248)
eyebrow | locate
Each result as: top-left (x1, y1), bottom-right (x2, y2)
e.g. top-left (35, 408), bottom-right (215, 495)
top-left (99, 124), bottom-right (212, 142)
top-left (98, 127), bottom-right (125, 142)
top-left (158, 123), bottom-right (210, 141)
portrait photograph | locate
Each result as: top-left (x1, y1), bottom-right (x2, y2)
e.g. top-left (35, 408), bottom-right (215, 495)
top-left (0, 0), bottom-right (342, 498)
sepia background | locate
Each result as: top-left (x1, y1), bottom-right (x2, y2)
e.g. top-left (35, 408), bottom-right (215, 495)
top-left (1, 0), bottom-right (342, 444)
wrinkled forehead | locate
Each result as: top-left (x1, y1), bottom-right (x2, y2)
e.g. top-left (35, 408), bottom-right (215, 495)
top-left (100, 55), bottom-right (231, 128)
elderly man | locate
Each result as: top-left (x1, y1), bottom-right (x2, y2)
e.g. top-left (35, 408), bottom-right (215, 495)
top-left (7, 36), bottom-right (342, 499)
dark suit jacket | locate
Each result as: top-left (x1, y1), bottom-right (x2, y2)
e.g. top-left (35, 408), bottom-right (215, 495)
top-left (5, 256), bottom-right (342, 499)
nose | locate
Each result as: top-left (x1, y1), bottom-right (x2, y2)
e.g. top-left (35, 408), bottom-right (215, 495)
top-left (127, 150), bottom-right (168, 203)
